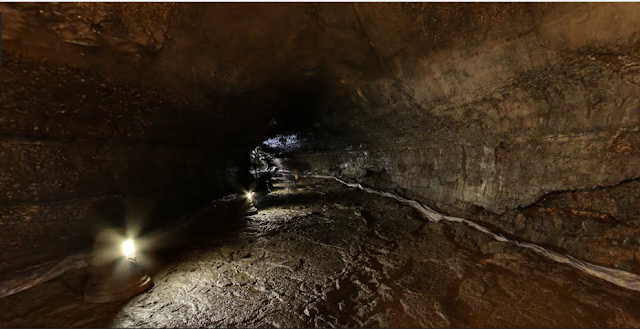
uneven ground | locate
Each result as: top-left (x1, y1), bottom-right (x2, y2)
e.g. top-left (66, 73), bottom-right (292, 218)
top-left (2, 175), bottom-right (640, 328)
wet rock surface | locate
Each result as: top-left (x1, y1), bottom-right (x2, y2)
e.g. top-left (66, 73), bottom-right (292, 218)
top-left (2, 177), bottom-right (640, 328)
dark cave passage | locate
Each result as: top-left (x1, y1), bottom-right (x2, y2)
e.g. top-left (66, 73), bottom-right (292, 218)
top-left (2, 2), bottom-right (640, 328)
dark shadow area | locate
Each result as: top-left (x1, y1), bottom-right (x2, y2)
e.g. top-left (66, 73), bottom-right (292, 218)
top-left (0, 193), bottom-right (254, 328)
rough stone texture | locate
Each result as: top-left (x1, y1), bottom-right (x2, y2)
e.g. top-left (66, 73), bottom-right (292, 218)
top-left (0, 54), bottom-right (234, 254)
top-left (2, 2), bottom-right (640, 275)
top-left (475, 179), bottom-right (640, 273)
top-left (295, 3), bottom-right (640, 271)
top-left (2, 177), bottom-right (640, 328)
top-left (303, 3), bottom-right (640, 214)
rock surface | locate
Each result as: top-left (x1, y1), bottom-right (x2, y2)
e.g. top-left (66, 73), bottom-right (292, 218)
top-left (2, 177), bottom-right (640, 328)
top-left (1, 2), bottom-right (639, 281)
top-left (295, 3), bottom-right (640, 271)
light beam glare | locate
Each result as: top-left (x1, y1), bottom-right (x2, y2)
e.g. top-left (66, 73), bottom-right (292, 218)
top-left (121, 239), bottom-right (136, 258)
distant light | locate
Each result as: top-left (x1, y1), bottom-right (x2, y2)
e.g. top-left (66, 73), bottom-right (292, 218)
top-left (246, 191), bottom-right (255, 200)
top-left (262, 133), bottom-right (303, 152)
top-left (122, 239), bottom-right (136, 258)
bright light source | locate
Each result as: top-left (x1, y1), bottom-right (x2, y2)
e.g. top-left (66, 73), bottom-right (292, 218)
top-left (122, 239), bottom-right (136, 258)
top-left (246, 191), bottom-right (254, 200)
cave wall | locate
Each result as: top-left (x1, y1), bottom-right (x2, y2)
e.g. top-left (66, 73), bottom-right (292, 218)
top-left (0, 3), bottom-right (304, 254)
top-left (304, 3), bottom-right (640, 214)
top-left (0, 55), bottom-right (230, 255)
top-left (297, 3), bottom-right (640, 270)
top-left (2, 3), bottom-right (640, 270)
top-left (0, 2), bottom-right (425, 255)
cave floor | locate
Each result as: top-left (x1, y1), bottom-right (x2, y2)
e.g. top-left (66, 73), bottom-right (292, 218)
top-left (2, 177), bottom-right (640, 328)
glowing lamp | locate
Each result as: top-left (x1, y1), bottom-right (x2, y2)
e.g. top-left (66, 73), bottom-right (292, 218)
top-left (121, 239), bottom-right (136, 258)
top-left (84, 229), bottom-right (153, 303)
top-left (244, 191), bottom-right (258, 215)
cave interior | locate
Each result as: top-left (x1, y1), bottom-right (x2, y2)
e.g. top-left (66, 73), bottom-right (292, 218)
top-left (2, 2), bottom-right (640, 328)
